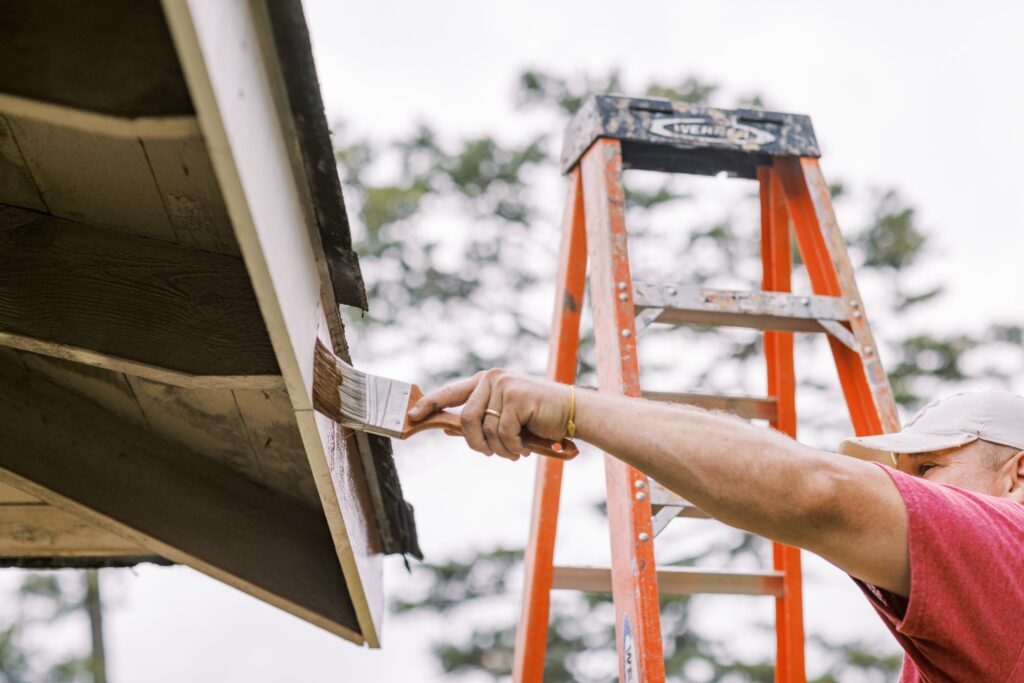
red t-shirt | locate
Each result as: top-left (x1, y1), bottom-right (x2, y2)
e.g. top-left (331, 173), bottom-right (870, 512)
top-left (853, 464), bottom-right (1024, 682)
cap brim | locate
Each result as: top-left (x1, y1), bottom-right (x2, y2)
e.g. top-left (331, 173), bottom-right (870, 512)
top-left (837, 431), bottom-right (978, 464)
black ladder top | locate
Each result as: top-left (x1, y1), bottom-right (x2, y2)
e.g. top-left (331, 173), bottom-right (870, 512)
top-left (560, 94), bottom-right (820, 179)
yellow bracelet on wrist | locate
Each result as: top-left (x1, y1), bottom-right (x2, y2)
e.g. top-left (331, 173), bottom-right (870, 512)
top-left (566, 385), bottom-right (576, 439)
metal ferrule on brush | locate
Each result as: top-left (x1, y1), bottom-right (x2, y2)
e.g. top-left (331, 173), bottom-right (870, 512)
top-left (364, 373), bottom-right (413, 437)
top-left (336, 361), bottom-right (411, 438)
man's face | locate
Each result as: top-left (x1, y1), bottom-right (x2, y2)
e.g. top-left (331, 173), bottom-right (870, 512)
top-left (895, 440), bottom-right (1020, 497)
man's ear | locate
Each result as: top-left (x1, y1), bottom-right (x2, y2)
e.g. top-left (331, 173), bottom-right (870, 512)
top-left (1006, 450), bottom-right (1024, 503)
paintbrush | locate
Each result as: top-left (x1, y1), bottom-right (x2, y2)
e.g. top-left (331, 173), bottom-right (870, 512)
top-left (312, 340), bottom-right (578, 460)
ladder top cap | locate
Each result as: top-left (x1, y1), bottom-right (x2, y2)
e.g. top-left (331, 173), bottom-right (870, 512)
top-left (561, 94), bottom-right (821, 178)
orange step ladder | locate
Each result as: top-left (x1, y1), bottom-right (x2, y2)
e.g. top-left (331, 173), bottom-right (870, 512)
top-left (513, 95), bottom-right (901, 682)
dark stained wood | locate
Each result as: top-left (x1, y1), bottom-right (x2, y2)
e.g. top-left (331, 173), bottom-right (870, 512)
top-left (0, 0), bottom-right (192, 117)
top-left (0, 210), bottom-right (279, 378)
top-left (19, 349), bottom-right (319, 510)
top-left (16, 350), bottom-right (149, 424)
top-left (0, 352), bottom-right (361, 640)
top-left (0, 115), bottom-right (45, 211)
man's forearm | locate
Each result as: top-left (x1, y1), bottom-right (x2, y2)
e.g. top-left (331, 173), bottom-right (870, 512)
top-left (573, 389), bottom-right (843, 549)
top-left (410, 369), bottom-right (909, 594)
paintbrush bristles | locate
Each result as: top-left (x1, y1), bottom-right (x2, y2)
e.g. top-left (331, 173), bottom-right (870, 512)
top-left (312, 339), bottom-right (367, 426)
top-left (312, 340), bottom-right (344, 420)
top-left (337, 360), bottom-right (368, 425)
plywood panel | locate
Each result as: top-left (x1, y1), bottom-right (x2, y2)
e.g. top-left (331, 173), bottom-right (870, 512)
top-left (145, 135), bottom-right (240, 255)
top-left (0, 505), bottom-right (145, 556)
top-left (0, 212), bottom-right (279, 378)
top-left (0, 354), bottom-right (362, 641)
top-left (18, 352), bottom-right (148, 425)
top-left (0, 114), bottom-right (45, 211)
top-left (234, 388), bottom-right (320, 506)
top-left (7, 115), bottom-right (176, 240)
top-left (129, 377), bottom-right (264, 484)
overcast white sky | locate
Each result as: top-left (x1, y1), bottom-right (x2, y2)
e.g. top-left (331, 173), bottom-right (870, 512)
top-left (16, 2), bottom-right (1023, 681)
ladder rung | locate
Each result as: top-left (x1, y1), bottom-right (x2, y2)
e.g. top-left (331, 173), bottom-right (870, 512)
top-left (551, 566), bottom-right (785, 597)
top-left (641, 390), bottom-right (777, 421)
top-left (633, 283), bottom-right (849, 333)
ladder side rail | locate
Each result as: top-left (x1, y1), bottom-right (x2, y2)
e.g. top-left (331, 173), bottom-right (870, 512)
top-left (513, 169), bottom-right (589, 683)
top-left (580, 139), bottom-right (666, 683)
top-left (794, 158), bottom-right (900, 433)
top-left (774, 157), bottom-right (899, 435)
top-left (759, 167), bottom-right (806, 682)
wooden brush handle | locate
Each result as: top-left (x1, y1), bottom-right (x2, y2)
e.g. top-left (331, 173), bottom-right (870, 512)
top-left (405, 409), bottom-right (579, 460)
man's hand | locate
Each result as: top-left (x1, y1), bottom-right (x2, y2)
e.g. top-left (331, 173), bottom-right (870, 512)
top-left (408, 369), bottom-right (571, 460)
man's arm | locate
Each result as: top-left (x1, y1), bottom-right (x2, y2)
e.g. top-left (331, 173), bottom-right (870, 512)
top-left (410, 370), bottom-right (911, 596)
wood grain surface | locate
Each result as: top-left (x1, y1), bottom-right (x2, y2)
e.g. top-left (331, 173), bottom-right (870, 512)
top-left (0, 213), bottom-right (278, 377)
top-left (0, 352), bottom-right (362, 641)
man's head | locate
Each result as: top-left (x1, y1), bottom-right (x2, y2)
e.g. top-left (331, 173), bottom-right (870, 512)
top-left (838, 390), bottom-right (1024, 500)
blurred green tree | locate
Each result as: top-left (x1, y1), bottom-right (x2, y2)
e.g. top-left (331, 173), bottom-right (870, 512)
top-left (0, 571), bottom-right (107, 683)
top-left (336, 69), bottom-right (1022, 681)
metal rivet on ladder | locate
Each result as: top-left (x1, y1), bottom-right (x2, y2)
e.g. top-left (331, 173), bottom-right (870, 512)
top-left (618, 293), bottom-right (628, 302)
top-left (635, 491), bottom-right (646, 501)
top-left (634, 480), bottom-right (645, 489)
top-left (622, 329), bottom-right (632, 338)
top-left (617, 281), bottom-right (627, 290)
top-left (850, 300), bottom-right (859, 308)
top-left (638, 533), bottom-right (649, 542)
top-left (864, 346), bottom-right (874, 356)
top-left (853, 311), bottom-right (862, 319)
top-left (801, 297), bottom-right (810, 305)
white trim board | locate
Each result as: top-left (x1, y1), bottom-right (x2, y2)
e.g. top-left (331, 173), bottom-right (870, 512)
top-left (160, 0), bottom-right (384, 646)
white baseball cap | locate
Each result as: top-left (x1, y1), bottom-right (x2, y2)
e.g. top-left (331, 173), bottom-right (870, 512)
top-left (838, 390), bottom-right (1024, 463)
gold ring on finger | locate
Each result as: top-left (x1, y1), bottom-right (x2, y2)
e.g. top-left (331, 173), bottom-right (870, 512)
top-left (484, 408), bottom-right (502, 419)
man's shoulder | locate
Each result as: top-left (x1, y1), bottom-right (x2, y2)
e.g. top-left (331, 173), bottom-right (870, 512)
top-left (881, 464), bottom-right (1024, 529)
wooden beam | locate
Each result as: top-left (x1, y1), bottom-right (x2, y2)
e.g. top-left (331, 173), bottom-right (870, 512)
top-left (162, 0), bottom-right (384, 646)
top-left (0, 504), bottom-right (148, 557)
top-left (0, 93), bottom-right (198, 139)
top-left (0, 211), bottom-right (281, 388)
top-left (0, 480), bottom-right (39, 504)
top-left (0, 470), bottom-right (153, 560)
top-left (0, 353), bottom-right (363, 642)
